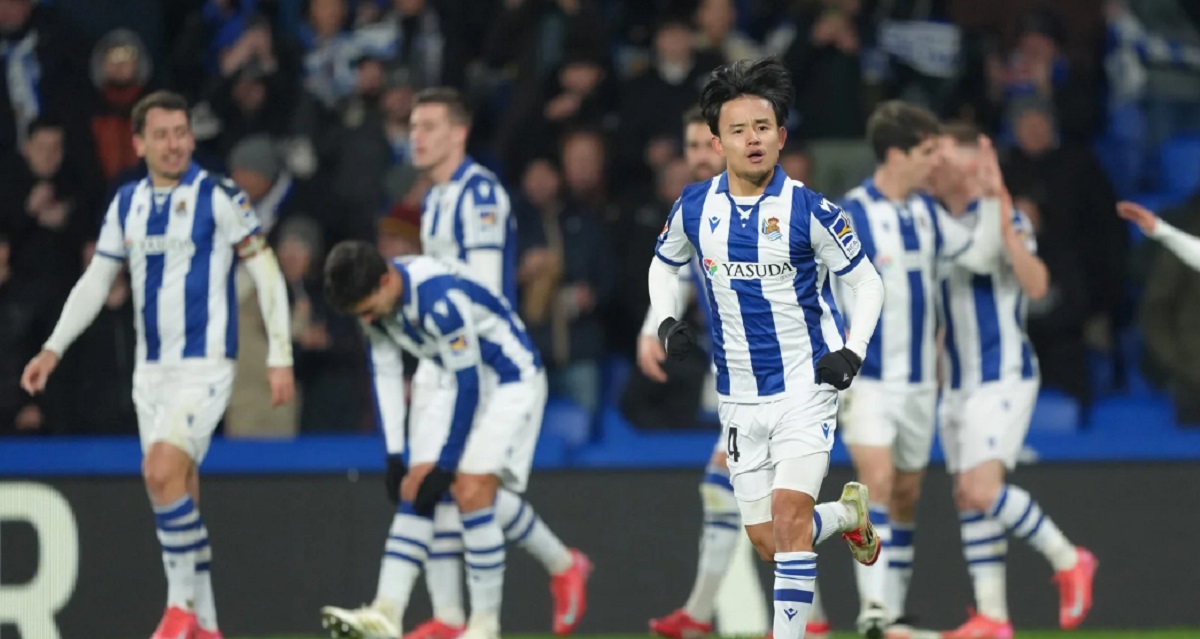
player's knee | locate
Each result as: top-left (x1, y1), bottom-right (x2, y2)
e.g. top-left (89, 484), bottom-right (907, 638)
top-left (955, 474), bottom-right (999, 513)
top-left (890, 476), bottom-right (922, 516)
top-left (142, 458), bottom-right (186, 500)
top-left (453, 474), bottom-right (499, 512)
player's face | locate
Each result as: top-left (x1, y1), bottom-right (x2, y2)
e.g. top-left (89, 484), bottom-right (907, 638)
top-left (134, 108), bottom-right (194, 183)
top-left (898, 135), bottom-right (941, 191)
top-left (409, 103), bottom-right (466, 172)
top-left (684, 121), bottom-right (723, 181)
top-left (352, 268), bottom-right (402, 324)
top-left (927, 136), bottom-right (973, 198)
top-left (714, 95), bottom-right (785, 185)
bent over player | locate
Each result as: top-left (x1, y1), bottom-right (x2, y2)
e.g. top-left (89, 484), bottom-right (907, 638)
top-left (21, 90), bottom-right (295, 639)
top-left (648, 57), bottom-right (887, 639)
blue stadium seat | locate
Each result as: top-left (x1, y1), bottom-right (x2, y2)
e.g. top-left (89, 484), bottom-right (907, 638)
top-left (1159, 135), bottom-right (1200, 198)
top-left (1029, 390), bottom-right (1082, 433)
top-left (599, 355), bottom-right (632, 411)
top-left (541, 396), bottom-right (593, 449)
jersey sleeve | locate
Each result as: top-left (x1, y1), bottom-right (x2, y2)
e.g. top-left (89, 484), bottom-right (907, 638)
top-left (421, 292), bottom-right (482, 471)
top-left (211, 178), bottom-right (265, 248)
top-left (365, 323), bottom-right (409, 455)
top-left (96, 187), bottom-right (133, 260)
top-left (655, 198), bottom-right (695, 267)
top-left (459, 176), bottom-right (510, 251)
top-left (807, 192), bottom-right (865, 276)
top-left (1011, 209), bottom-right (1038, 254)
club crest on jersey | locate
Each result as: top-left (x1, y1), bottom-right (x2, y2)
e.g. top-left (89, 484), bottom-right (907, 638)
top-left (449, 335), bottom-right (469, 351)
top-left (174, 201), bottom-right (187, 215)
top-left (828, 213), bottom-right (862, 256)
top-left (761, 216), bottom-right (782, 241)
top-left (702, 257), bottom-right (719, 276)
top-left (479, 209), bottom-right (497, 226)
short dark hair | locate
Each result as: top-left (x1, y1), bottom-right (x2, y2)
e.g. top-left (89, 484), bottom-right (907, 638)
top-left (682, 105), bottom-right (706, 129)
top-left (26, 116), bottom-right (63, 140)
top-left (414, 86), bottom-right (472, 127)
top-left (700, 57), bottom-right (794, 136)
top-left (132, 90), bottom-right (189, 135)
top-left (941, 121), bottom-right (982, 146)
top-left (865, 100), bottom-right (942, 162)
top-left (324, 240), bottom-right (389, 313)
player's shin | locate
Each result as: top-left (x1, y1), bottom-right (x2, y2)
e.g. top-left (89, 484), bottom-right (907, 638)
top-left (682, 467), bottom-right (741, 622)
top-left (426, 500), bottom-right (467, 627)
top-left (959, 510), bottom-right (1009, 622)
top-left (377, 501), bottom-right (436, 624)
top-left (989, 484), bottom-right (1077, 571)
top-left (495, 488), bottom-right (572, 574)
top-left (773, 552), bottom-right (818, 639)
top-left (194, 525), bottom-right (219, 632)
top-left (153, 496), bottom-right (203, 612)
top-left (461, 500), bottom-right (506, 631)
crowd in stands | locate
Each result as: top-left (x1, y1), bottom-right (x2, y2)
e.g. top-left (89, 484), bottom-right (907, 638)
top-left (2, 0), bottom-right (1199, 437)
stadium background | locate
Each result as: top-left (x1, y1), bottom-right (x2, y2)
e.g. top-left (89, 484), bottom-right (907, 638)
top-left (1, 0), bottom-right (1200, 637)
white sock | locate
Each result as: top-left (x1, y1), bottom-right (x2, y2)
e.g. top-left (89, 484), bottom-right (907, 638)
top-left (426, 500), bottom-right (466, 626)
top-left (495, 489), bottom-right (572, 574)
top-left (683, 468), bottom-right (740, 622)
top-left (853, 504), bottom-right (890, 613)
top-left (194, 525), bottom-right (218, 631)
top-left (462, 504), bottom-right (506, 617)
top-left (808, 579), bottom-right (827, 624)
top-left (153, 496), bottom-right (201, 611)
top-left (990, 484), bottom-right (1077, 571)
top-left (960, 510), bottom-right (1008, 621)
top-left (773, 551), bottom-right (817, 639)
top-left (813, 502), bottom-right (852, 545)
top-left (377, 501), bottom-right (434, 622)
top-left (886, 521), bottom-right (914, 621)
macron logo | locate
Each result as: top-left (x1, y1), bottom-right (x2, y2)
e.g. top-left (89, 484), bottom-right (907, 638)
top-left (784, 608), bottom-right (798, 620)
top-left (821, 423), bottom-right (830, 438)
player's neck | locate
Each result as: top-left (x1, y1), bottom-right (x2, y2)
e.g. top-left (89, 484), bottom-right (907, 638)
top-left (872, 166), bottom-right (914, 202)
top-left (149, 171), bottom-right (181, 190)
top-left (429, 151), bottom-right (467, 185)
top-left (727, 167), bottom-right (773, 197)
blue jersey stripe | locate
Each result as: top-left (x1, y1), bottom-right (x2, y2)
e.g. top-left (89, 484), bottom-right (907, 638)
top-left (941, 280), bottom-right (962, 389)
top-left (479, 338), bottom-right (522, 383)
top-left (727, 198), bottom-right (784, 395)
top-left (224, 254), bottom-right (238, 358)
top-left (142, 192), bottom-right (173, 361)
top-left (682, 186), bottom-right (730, 393)
top-left (1016, 295), bottom-right (1035, 378)
top-left (907, 270), bottom-right (926, 384)
top-left (972, 274), bottom-right (1003, 383)
top-left (788, 198), bottom-right (829, 381)
top-left (183, 182), bottom-right (215, 358)
top-left (116, 184), bottom-right (136, 236)
top-left (841, 198), bottom-right (881, 379)
top-left (439, 366), bottom-right (479, 469)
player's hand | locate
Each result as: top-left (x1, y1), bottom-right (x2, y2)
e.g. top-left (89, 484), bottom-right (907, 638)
top-left (637, 334), bottom-right (668, 382)
top-left (976, 135), bottom-right (1006, 199)
top-left (20, 350), bottom-right (60, 395)
top-left (267, 366), bottom-right (295, 406)
top-left (414, 467), bottom-right (456, 516)
top-left (816, 348), bottom-right (862, 390)
top-left (1116, 201), bottom-right (1160, 235)
top-left (385, 454), bottom-right (407, 504)
top-left (657, 317), bottom-right (694, 361)
top-left (401, 462), bottom-right (433, 503)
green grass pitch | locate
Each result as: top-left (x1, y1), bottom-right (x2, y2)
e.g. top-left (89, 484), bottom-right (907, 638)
top-left (216, 631), bottom-right (1200, 639)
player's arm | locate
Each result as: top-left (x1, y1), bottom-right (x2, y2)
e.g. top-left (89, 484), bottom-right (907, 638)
top-left (809, 195), bottom-right (884, 389)
top-left (638, 264), bottom-right (695, 381)
top-left (835, 199), bottom-right (881, 328)
top-left (648, 198), bottom-right (696, 360)
top-left (365, 322), bottom-right (411, 503)
top-left (1002, 203), bottom-right (1049, 300)
top-left (459, 177), bottom-right (509, 295)
top-left (936, 198), bottom-right (1004, 273)
top-left (1118, 200), bottom-right (1200, 272)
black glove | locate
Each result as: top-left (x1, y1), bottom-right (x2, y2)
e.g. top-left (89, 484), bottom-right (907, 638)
top-left (816, 348), bottom-right (862, 390)
top-left (413, 466), bottom-right (455, 516)
top-left (657, 317), bottom-right (695, 361)
top-left (385, 455), bottom-right (407, 504)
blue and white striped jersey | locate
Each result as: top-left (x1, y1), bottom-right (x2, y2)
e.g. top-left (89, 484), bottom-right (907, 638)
top-left (421, 157), bottom-right (518, 304)
top-left (838, 179), bottom-right (982, 385)
top-left (940, 202), bottom-right (1040, 390)
top-left (655, 167), bottom-right (862, 403)
top-left (95, 163), bottom-right (261, 364)
top-left (365, 256), bottom-right (542, 462)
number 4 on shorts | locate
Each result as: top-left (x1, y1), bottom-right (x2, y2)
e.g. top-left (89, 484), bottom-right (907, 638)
top-left (726, 427), bottom-right (740, 462)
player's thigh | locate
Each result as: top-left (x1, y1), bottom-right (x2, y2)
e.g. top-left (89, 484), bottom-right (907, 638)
top-left (955, 380), bottom-right (1038, 473)
top-left (938, 389), bottom-right (968, 474)
top-left (459, 373), bottom-right (545, 492)
top-left (719, 400), bottom-right (772, 526)
top-left (838, 381), bottom-right (896, 449)
top-left (894, 385), bottom-right (938, 473)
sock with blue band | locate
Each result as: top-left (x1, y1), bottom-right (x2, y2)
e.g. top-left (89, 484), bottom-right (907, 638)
top-left (682, 465), bottom-right (740, 622)
top-left (495, 488), bottom-right (572, 575)
top-left (960, 509), bottom-right (1008, 621)
top-left (377, 501), bottom-right (434, 622)
top-left (425, 499), bottom-right (466, 626)
top-left (885, 520), bottom-right (915, 619)
top-left (773, 551), bottom-right (817, 639)
top-left (154, 496), bottom-right (202, 612)
top-left (462, 503), bottom-right (506, 618)
top-left (990, 483), bottom-right (1077, 571)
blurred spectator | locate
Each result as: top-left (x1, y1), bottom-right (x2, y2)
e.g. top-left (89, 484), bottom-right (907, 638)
top-left (617, 18), bottom-right (721, 185)
top-left (356, 0), bottom-right (469, 90)
top-left (0, 118), bottom-right (99, 295)
top-left (0, 232), bottom-right (55, 435)
top-left (379, 77), bottom-right (420, 207)
top-left (560, 127), bottom-right (618, 224)
top-left (1141, 196), bottom-right (1200, 426)
top-left (228, 134), bottom-right (311, 242)
top-left (782, 0), bottom-right (874, 197)
top-left (297, 0), bottom-right (363, 110)
top-left (377, 198), bottom-right (423, 259)
top-left (41, 241), bottom-right (136, 435)
top-left (1002, 99), bottom-right (1128, 357)
top-left (693, 0), bottom-right (762, 64)
top-left (89, 29), bottom-right (153, 186)
top-left (171, 0), bottom-right (266, 102)
top-left (780, 142), bottom-right (813, 185)
top-left (514, 157), bottom-right (615, 414)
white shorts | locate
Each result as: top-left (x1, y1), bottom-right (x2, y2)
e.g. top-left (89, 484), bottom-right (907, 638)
top-left (410, 364), bottom-right (546, 493)
top-left (720, 389), bottom-right (838, 524)
top-left (839, 381), bottom-right (938, 472)
top-left (132, 361), bottom-right (236, 463)
top-left (939, 379), bottom-right (1039, 474)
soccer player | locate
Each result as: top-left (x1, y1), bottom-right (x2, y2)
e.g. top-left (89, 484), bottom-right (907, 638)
top-left (829, 102), bottom-right (1005, 637)
top-left (320, 245), bottom-right (547, 639)
top-left (645, 106), bottom-right (765, 639)
top-left (648, 57), bottom-right (887, 639)
top-left (399, 87), bottom-right (590, 639)
top-left (1117, 200), bottom-right (1200, 271)
top-left (20, 90), bottom-right (295, 639)
top-left (929, 124), bottom-right (1097, 638)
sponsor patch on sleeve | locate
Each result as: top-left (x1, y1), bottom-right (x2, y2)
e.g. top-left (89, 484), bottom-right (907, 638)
top-left (828, 212), bottom-right (862, 257)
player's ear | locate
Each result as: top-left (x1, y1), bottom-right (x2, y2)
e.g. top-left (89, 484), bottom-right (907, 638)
top-left (777, 125), bottom-right (788, 149)
top-left (133, 133), bottom-right (147, 159)
top-left (712, 135), bottom-right (725, 158)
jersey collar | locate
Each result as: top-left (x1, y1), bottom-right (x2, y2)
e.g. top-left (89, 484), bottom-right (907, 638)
top-left (715, 164), bottom-right (787, 197)
top-left (450, 155), bottom-right (475, 182)
top-left (862, 178), bottom-right (887, 202)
